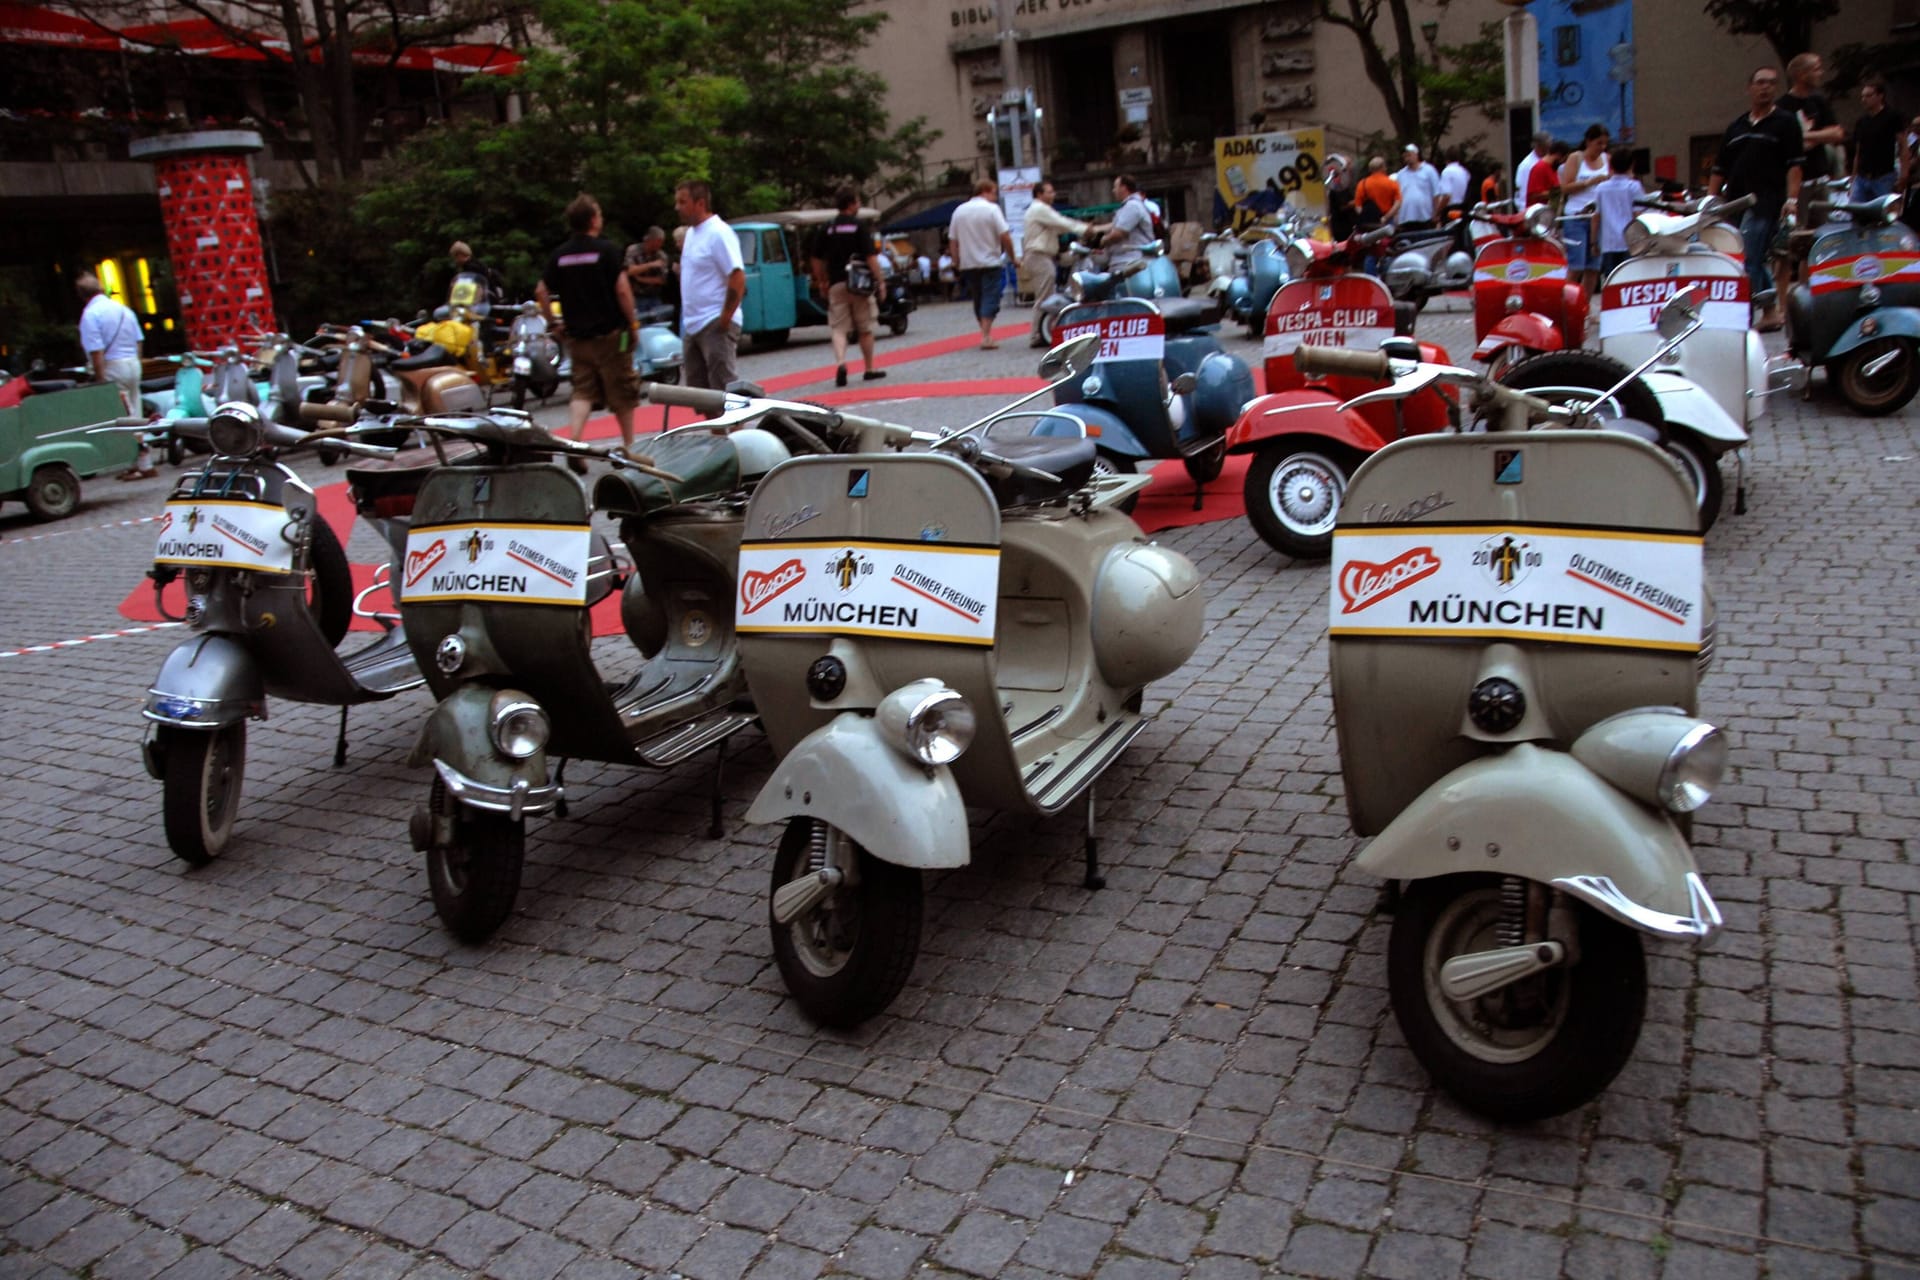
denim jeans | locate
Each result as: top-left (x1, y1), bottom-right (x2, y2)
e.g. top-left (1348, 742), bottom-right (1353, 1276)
top-left (1852, 172), bottom-right (1898, 203)
top-left (1739, 207), bottom-right (1779, 297)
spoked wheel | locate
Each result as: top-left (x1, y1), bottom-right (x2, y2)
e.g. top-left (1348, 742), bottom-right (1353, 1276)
top-left (1182, 439), bottom-right (1226, 486)
top-left (1244, 443), bottom-right (1349, 559)
top-left (1833, 337), bottom-right (1920, 415)
top-left (770, 818), bottom-right (922, 1028)
top-left (425, 790), bottom-right (526, 943)
top-left (1388, 874), bottom-right (1646, 1121)
top-left (1092, 452), bottom-right (1140, 515)
top-left (160, 723), bottom-right (246, 865)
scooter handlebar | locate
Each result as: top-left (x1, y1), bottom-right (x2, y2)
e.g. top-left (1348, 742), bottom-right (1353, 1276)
top-left (644, 384), bottom-right (731, 414)
top-left (1293, 346), bottom-right (1392, 381)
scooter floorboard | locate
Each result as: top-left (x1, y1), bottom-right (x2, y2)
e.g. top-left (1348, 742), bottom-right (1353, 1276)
top-left (338, 625), bottom-right (426, 697)
top-left (1020, 710), bottom-right (1145, 814)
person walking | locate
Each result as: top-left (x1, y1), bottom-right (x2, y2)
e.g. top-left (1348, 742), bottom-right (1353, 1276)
top-left (1020, 179), bottom-right (1092, 346)
top-left (1393, 144), bottom-right (1443, 232)
top-left (536, 193), bottom-right (643, 461)
top-left (808, 185), bottom-right (889, 387)
top-left (947, 179), bottom-right (1014, 349)
top-left (1851, 76), bottom-right (1907, 203)
top-left (77, 273), bottom-right (154, 480)
top-left (674, 179), bottom-right (747, 390)
top-left (1559, 124), bottom-right (1612, 296)
top-left (1708, 65), bottom-right (1804, 331)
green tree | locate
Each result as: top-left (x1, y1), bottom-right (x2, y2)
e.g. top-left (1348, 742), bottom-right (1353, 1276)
top-left (1415, 22), bottom-right (1505, 154)
top-left (1702, 0), bottom-right (1841, 67)
top-left (1317, 0), bottom-right (1500, 153)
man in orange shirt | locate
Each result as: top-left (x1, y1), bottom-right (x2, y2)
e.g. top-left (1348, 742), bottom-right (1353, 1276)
top-left (1353, 155), bottom-right (1401, 232)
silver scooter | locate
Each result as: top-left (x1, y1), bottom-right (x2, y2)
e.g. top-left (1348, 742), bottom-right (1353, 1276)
top-left (1312, 286), bottom-right (1727, 1120)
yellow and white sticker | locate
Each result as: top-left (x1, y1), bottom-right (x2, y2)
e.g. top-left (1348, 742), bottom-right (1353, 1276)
top-left (738, 538), bottom-right (1000, 646)
top-left (403, 521), bottom-right (591, 606)
top-left (154, 500), bottom-right (295, 573)
top-left (1330, 524), bottom-right (1704, 651)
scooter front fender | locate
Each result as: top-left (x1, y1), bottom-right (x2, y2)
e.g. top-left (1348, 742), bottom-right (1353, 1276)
top-left (144, 633), bottom-right (262, 728)
top-left (1225, 390), bottom-right (1389, 454)
top-left (1823, 306), bottom-right (1920, 360)
top-left (1471, 312), bottom-right (1564, 361)
top-left (1357, 743), bottom-right (1717, 937)
top-left (745, 714), bottom-right (969, 870)
top-left (1640, 371), bottom-right (1749, 450)
top-left (409, 683), bottom-right (557, 816)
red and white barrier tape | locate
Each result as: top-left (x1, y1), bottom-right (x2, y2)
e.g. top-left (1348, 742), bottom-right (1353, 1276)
top-left (0, 515), bottom-right (160, 546)
top-left (0, 621), bottom-right (183, 659)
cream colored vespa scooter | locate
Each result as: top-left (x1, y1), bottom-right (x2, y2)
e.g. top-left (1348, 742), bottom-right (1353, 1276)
top-left (1314, 286), bottom-right (1727, 1121)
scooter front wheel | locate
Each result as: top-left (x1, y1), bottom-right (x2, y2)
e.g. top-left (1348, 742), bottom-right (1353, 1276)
top-left (426, 803), bottom-right (526, 943)
top-left (1833, 337), bottom-right (1920, 416)
top-left (160, 723), bottom-right (246, 865)
top-left (1182, 440), bottom-right (1226, 486)
top-left (1245, 444), bottom-right (1350, 560)
top-left (1388, 873), bottom-right (1646, 1121)
top-left (770, 818), bottom-right (922, 1028)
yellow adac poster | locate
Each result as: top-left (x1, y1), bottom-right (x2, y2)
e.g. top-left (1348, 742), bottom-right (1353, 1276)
top-left (1213, 128), bottom-right (1326, 233)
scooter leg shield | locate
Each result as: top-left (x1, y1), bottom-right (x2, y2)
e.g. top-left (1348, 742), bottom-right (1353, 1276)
top-left (144, 634), bottom-right (262, 729)
top-left (1820, 307), bottom-right (1920, 361)
top-left (745, 715), bottom-right (970, 870)
top-left (408, 684), bottom-right (556, 816)
top-left (1356, 744), bottom-right (1716, 936)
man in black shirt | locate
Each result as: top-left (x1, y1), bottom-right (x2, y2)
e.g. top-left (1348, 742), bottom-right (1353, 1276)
top-left (808, 185), bottom-right (889, 388)
top-left (537, 193), bottom-right (642, 457)
top-left (1710, 65), bottom-right (1804, 331)
top-left (1778, 53), bottom-right (1842, 189)
top-left (1852, 77), bottom-right (1907, 203)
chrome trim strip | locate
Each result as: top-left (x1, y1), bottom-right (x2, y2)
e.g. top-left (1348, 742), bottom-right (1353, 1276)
top-left (432, 758), bottom-right (561, 820)
top-left (1551, 872), bottom-right (1721, 939)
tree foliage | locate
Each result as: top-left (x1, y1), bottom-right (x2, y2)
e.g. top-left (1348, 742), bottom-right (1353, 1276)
top-left (1701, 0), bottom-right (1842, 66)
top-left (1317, 0), bottom-right (1502, 153)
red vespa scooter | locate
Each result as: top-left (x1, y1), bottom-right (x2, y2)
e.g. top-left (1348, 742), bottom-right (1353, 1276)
top-left (1226, 227), bottom-right (1455, 559)
top-left (1469, 202), bottom-right (1589, 378)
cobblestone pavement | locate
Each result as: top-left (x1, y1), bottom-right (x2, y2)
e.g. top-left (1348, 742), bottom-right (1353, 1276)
top-left (1, 298), bottom-right (1916, 1278)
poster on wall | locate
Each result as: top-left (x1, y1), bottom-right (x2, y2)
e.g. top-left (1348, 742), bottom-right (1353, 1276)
top-left (1211, 128), bottom-right (1326, 234)
top-left (998, 167), bottom-right (1042, 249)
top-left (1533, 0), bottom-right (1633, 145)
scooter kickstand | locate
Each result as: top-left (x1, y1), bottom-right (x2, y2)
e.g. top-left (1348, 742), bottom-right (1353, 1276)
top-left (1083, 786), bottom-right (1106, 890)
top-left (332, 707), bottom-right (348, 768)
top-left (708, 739), bottom-right (727, 840)
top-left (553, 759), bottom-right (569, 819)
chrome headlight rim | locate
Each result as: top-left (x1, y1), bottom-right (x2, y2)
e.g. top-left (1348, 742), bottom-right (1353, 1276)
top-left (207, 401), bottom-right (265, 458)
top-left (875, 680), bottom-right (975, 767)
top-left (1571, 708), bottom-right (1726, 815)
top-left (488, 690), bottom-right (550, 760)
top-left (1658, 722), bottom-right (1726, 814)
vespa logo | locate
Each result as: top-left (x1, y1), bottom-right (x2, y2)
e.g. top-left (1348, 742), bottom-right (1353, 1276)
top-left (158, 511), bottom-right (174, 536)
top-left (1338, 546), bottom-right (1441, 614)
top-left (741, 558), bottom-right (806, 614)
top-left (406, 538), bottom-right (448, 587)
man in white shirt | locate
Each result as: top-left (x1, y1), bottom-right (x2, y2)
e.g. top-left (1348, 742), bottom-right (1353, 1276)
top-left (78, 273), bottom-right (153, 479)
top-left (947, 179), bottom-right (1015, 349)
top-left (1438, 149), bottom-right (1471, 221)
top-left (1514, 131), bottom-right (1552, 206)
top-left (674, 179), bottom-right (747, 391)
top-left (1394, 144), bottom-right (1444, 232)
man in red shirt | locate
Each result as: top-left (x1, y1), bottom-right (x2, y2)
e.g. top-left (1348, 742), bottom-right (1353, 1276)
top-left (1525, 139), bottom-right (1569, 206)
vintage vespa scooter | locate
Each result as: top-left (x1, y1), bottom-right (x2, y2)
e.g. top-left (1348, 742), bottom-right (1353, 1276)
top-left (1225, 225), bottom-right (1453, 559)
top-left (652, 337), bottom-right (1207, 1027)
top-left (1312, 287), bottom-right (1726, 1120)
top-left (138, 401), bottom-right (430, 864)
top-left (1469, 202), bottom-right (1589, 377)
top-left (1783, 191), bottom-right (1920, 414)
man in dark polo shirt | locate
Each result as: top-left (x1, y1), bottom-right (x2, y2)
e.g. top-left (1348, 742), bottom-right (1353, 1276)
top-left (1852, 76), bottom-right (1907, 204)
top-left (808, 185), bottom-right (889, 388)
top-left (1710, 66), bottom-right (1804, 331)
top-left (536, 192), bottom-right (642, 461)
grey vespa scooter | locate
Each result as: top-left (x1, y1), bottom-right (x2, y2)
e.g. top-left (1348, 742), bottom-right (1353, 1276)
top-left (1312, 287), bottom-right (1727, 1120)
top-left (652, 336), bottom-right (1209, 1028)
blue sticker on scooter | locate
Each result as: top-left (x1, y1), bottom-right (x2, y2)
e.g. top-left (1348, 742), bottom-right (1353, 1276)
top-left (848, 469), bottom-right (870, 498)
top-left (1495, 449), bottom-right (1523, 484)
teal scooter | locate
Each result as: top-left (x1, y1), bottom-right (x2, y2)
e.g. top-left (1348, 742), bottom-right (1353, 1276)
top-left (1782, 192), bottom-right (1920, 414)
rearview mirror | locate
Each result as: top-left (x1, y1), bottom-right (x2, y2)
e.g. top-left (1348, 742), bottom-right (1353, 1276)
top-left (1041, 332), bottom-right (1101, 380)
top-left (1658, 283), bottom-right (1707, 339)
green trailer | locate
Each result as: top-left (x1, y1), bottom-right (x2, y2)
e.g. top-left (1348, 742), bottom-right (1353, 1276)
top-left (0, 382), bottom-right (138, 521)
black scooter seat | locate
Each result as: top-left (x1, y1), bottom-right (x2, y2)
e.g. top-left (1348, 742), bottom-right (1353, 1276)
top-left (390, 344), bottom-right (451, 371)
top-left (1159, 296), bottom-right (1222, 333)
top-left (983, 435), bottom-right (1097, 507)
top-left (345, 439), bottom-right (485, 518)
top-left (594, 431), bottom-right (741, 518)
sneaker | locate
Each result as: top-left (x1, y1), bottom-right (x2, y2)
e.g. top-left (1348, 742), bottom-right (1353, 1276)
top-left (835, 365), bottom-right (848, 388)
top-left (862, 369), bottom-right (888, 381)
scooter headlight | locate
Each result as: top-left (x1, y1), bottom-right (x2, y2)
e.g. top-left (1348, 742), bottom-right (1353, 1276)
top-left (207, 401), bottom-right (265, 457)
top-left (1523, 203), bottom-right (1556, 238)
top-left (489, 690), bottom-right (549, 760)
top-left (876, 679), bottom-right (975, 766)
top-left (1571, 710), bottom-right (1726, 814)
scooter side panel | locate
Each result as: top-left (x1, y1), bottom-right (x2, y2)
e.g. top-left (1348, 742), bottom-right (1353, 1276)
top-left (744, 715), bottom-right (971, 869)
top-left (1821, 306), bottom-right (1920, 360)
top-left (1035, 402), bottom-right (1148, 459)
top-left (1355, 744), bottom-right (1703, 923)
top-left (1225, 391), bottom-right (1389, 454)
top-left (145, 633), bottom-right (263, 727)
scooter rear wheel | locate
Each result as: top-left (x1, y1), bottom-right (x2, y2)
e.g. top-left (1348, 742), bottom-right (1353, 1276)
top-left (1245, 444), bottom-right (1350, 560)
top-left (427, 805), bottom-right (526, 943)
top-left (1833, 337), bottom-right (1920, 416)
top-left (1388, 873), bottom-right (1646, 1121)
top-left (770, 818), bottom-right (922, 1028)
top-left (160, 723), bottom-right (246, 865)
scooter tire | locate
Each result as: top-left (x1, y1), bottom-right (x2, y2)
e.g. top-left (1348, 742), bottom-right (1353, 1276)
top-left (306, 516), bottom-right (353, 648)
top-left (1665, 437), bottom-right (1725, 534)
top-left (160, 723), bottom-right (246, 866)
top-left (510, 380), bottom-right (527, 411)
top-left (770, 818), bottom-right (923, 1028)
top-left (1387, 873), bottom-right (1646, 1121)
top-left (1182, 440), bottom-right (1226, 487)
top-left (1833, 337), bottom-right (1920, 416)
top-left (23, 463), bottom-right (80, 521)
top-left (427, 807), bottom-right (526, 943)
top-left (1244, 443), bottom-right (1350, 560)
top-left (166, 436), bottom-right (186, 467)
top-left (888, 316), bottom-right (910, 337)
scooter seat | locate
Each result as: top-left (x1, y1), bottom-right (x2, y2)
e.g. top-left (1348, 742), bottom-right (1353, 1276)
top-left (345, 439), bottom-right (485, 519)
top-left (390, 344), bottom-right (452, 372)
top-left (140, 375), bottom-right (175, 392)
top-left (593, 430), bottom-right (741, 518)
top-left (982, 435), bottom-right (1098, 507)
top-left (1158, 296), bottom-right (1222, 333)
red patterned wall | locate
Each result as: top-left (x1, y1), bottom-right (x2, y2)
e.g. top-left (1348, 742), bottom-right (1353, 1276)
top-left (151, 153), bottom-right (277, 349)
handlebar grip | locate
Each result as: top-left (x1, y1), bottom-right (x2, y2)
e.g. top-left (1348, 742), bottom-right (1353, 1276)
top-left (644, 384), bottom-right (731, 413)
top-left (1292, 346), bottom-right (1392, 381)
top-left (298, 401), bottom-right (356, 424)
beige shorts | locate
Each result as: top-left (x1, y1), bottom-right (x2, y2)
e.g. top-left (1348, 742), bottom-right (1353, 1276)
top-left (828, 282), bottom-right (877, 335)
top-left (568, 331), bottom-right (640, 414)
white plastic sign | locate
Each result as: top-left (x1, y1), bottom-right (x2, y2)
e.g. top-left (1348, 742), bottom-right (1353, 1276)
top-left (1055, 312), bottom-right (1166, 364)
top-left (1263, 307), bottom-right (1394, 359)
top-left (737, 539), bottom-right (1000, 646)
top-left (154, 500), bottom-right (295, 573)
top-left (1599, 275), bottom-right (1748, 338)
top-left (1330, 523), bottom-right (1704, 652)
top-left (403, 521), bottom-right (592, 606)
